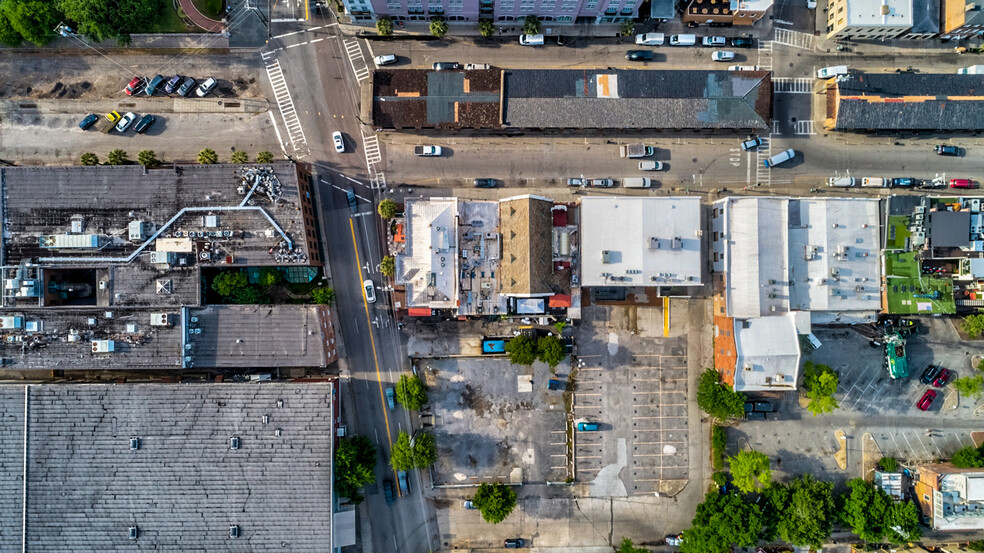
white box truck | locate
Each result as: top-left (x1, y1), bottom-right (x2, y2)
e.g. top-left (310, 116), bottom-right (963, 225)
top-left (958, 65), bottom-right (984, 74)
top-left (816, 65), bottom-right (849, 79)
top-left (861, 177), bottom-right (887, 188)
top-left (619, 144), bottom-right (655, 158)
top-left (623, 177), bottom-right (652, 188)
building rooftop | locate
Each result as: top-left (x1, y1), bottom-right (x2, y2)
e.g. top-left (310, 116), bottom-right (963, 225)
top-left (0, 383), bottom-right (335, 552)
top-left (580, 197), bottom-right (703, 289)
top-left (456, 200), bottom-right (502, 316)
top-left (930, 210), bottom-right (971, 248)
top-left (841, 0), bottom-right (912, 26)
top-left (713, 197), bottom-right (881, 322)
top-left (830, 73), bottom-right (984, 131)
top-left (910, 0), bottom-right (940, 33)
top-left (371, 69), bottom-right (502, 129)
top-left (499, 196), bottom-right (558, 296)
top-left (732, 313), bottom-right (805, 392)
top-left (395, 199), bottom-right (461, 310)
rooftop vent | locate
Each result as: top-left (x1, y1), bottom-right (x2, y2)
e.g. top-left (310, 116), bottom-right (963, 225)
top-left (130, 437), bottom-right (140, 451)
top-left (230, 437), bottom-right (241, 450)
top-left (129, 526), bottom-right (139, 540)
top-left (230, 525), bottom-right (240, 539)
top-left (601, 250), bottom-right (612, 264)
top-left (880, 3), bottom-right (890, 14)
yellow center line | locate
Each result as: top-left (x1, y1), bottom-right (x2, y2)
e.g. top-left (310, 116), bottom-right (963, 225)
top-left (305, 0), bottom-right (310, 20)
top-left (349, 218), bottom-right (400, 487)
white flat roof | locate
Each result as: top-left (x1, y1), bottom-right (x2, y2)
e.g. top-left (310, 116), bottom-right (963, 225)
top-left (580, 197), bottom-right (702, 288)
top-left (733, 314), bottom-right (801, 392)
top-left (396, 199), bottom-right (459, 308)
top-left (844, 0), bottom-right (912, 27)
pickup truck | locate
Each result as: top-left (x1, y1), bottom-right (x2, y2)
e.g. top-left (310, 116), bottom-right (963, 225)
top-left (619, 144), bottom-right (655, 158)
top-left (414, 145), bottom-right (442, 156)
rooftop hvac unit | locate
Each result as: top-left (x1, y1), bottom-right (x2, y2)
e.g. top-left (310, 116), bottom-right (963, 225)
top-left (128, 220), bottom-right (146, 242)
top-left (672, 237), bottom-right (682, 250)
top-left (775, 374), bottom-right (786, 383)
top-left (0, 316), bottom-right (24, 330)
top-left (91, 340), bottom-right (115, 353)
top-left (151, 313), bottom-right (171, 326)
top-left (649, 237), bottom-right (660, 250)
top-left (87, 317), bottom-right (97, 326)
top-left (70, 216), bottom-right (85, 234)
top-left (601, 250), bottom-right (612, 264)
top-left (130, 437), bottom-right (140, 451)
top-left (204, 215), bottom-right (219, 228)
top-left (126, 324), bottom-right (139, 334)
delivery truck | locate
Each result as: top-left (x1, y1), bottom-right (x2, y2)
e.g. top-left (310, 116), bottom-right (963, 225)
top-left (619, 144), bottom-right (655, 158)
top-left (622, 177), bottom-right (652, 188)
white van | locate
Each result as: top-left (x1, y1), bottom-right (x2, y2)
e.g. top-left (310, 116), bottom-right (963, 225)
top-left (816, 65), bottom-right (849, 79)
top-left (373, 54), bottom-right (397, 67)
top-left (669, 34), bottom-right (697, 46)
top-left (861, 177), bottom-right (887, 188)
top-left (623, 177), bottom-right (652, 188)
top-left (763, 148), bottom-right (795, 168)
top-left (827, 177), bottom-right (856, 187)
top-left (519, 34), bottom-right (544, 46)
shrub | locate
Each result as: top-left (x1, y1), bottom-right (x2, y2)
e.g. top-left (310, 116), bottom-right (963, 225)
top-left (429, 17), bottom-right (448, 38)
top-left (197, 148), bottom-right (218, 164)
top-left (378, 199), bottom-right (399, 219)
top-left (522, 14), bottom-right (541, 35)
top-left (620, 20), bottom-right (634, 37)
top-left (479, 19), bottom-right (495, 37)
top-left (380, 256), bottom-right (396, 277)
top-left (257, 267), bottom-right (283, 287)
top-left (376, 17), bottom-right (393, 36)
top-left (230, 151), bottom-right (249, 164)
top-left (878, 456), bottom-right (898, 472)
top-left (311, 287), bottom-right (335, 305)
top-left (712, 471), bottom-right (727, 488)
top-left (80, 152), bottom-right (99, 166)
top-left (256, 151), bottom-right (275, 163)
top-left (137, 149), bottom-right (160, 168)
top-left (963, 314), bottom-right (984, 338)
top-left (712, 425), bottom-right (727, 470)
top-left (106, 149), bottom-right (129, 165)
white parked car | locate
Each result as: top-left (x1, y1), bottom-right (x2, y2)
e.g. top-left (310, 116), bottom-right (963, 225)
top-left (635, 32), bottom-right (664, 46)
top-left (702, 36), bottom-right (726, 46)
top-left (711, 51), bottom-right (735, 62)
top-left (115, 112), bottom-right (136, 133)
top-left (364, 280), bottom-right (377, 303)
top-left (333, 131), bottom-right (345, 153)
top-left (638, 161), bottom-right (664, 171)
top-left (373, 54), bottom-right (397, 66)
top-left (807, 0), bottom-right (817, 7)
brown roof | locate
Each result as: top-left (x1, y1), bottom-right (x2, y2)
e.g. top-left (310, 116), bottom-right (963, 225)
top-left (499, 197), bottom-right (555, 296)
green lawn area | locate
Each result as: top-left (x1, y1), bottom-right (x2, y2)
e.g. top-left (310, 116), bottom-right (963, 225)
top-left (193, 0), bottom-right (226, 18)
top-left (146, 4), bottom-right (201, 33)
top-left (885, 215), bottom-right (912, 250)
top-left (885, 276), bottom-right (955, 314)
top-left (885, 251), bottom-right (919, 278)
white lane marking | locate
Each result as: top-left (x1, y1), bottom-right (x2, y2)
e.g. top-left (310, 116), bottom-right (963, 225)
top-left (773, 77), bottom-right (814, 93)
top-left (263, 59), bottom-right (309, 155)
top-left (362, 132), bottom-right (382, 165)
top-left (310, 37), bottom-right (324, 44)
top-left (267, 111), bottom-right (288, 156)
top-left (773, 28), bottom-right (815, 50)
top-left (795, 120), bottom-right (816, 135)
top-left (343, 38), bottom-right (371, 82)
top-left (754, 135), bottom-right (772, 186)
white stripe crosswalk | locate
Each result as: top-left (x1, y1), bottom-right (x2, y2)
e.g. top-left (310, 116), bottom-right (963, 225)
top-left (264, 59), bottom-right (308, 155)
top-left (362, 132), bottom-right (381, 165)
top-left (772, 28), bottom-right (815, 50)
top-left (755, 136), bottom-right (772, 185)
top-left (343, 39), bottom-right (370, 83)
top-left (795, 120), bottom-right (816, 135)
top-left (773, 77), bottom-right (814, 93)
top-left (756, 41), bottom-right (773, 71)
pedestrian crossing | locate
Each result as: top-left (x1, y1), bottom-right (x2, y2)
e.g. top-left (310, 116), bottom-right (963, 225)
top-left (362, 132), bottom-right (382, 165)
top-left (794, 120), bottom-right (816, 135)
top-left (343, 38), bottom-right (370, 83)
top-left (264, 59), bottom-right (308, 155)
top-left (773, 28), bottom-right (815, 50)
top-left (755, 136), bottom-right (772, 185)
top-left (773, 77), bottom-right (814, 93)
top-left (756, 41), bottom-right (773, 71)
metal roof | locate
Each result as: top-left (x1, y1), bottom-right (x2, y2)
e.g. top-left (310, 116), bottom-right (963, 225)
top-left (833, 73), bottom-right (984, 131)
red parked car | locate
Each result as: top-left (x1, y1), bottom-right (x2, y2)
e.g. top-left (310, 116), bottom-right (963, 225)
top-left (933, 368), bottom-right (951, 387)
top-left (949, 178), bottom-right (974, 189)
top-left (124, 77), bottom-right (143, 96)
top-left (917, 389), bottom-right (937, 411)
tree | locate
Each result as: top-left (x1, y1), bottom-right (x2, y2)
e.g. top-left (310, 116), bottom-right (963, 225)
top-left (681, 491), bottom-right (764, 553)
top-left (60, 0), bottom-right (163, 45)
top-left (137, 149), bottom-right (160, 168)
top-left (803, 361), bottom-right (840, 416)
top-left (885, 500), bottom-right (922, 543)
top-left (212, 271), bottom-right (249, 297)
top-left (106, 149), bottom-right (129, 165)
top-left (729, 450), bottom-right (771, 493)
top-left (878, 456), bottom-right (899, 472)
top-left (505, 334), bottom-right (536, 365)
top-left (969, 540), bottom-right (984, 552)
top-left (522, 14), bottom-right (541, 35)
top-left (230, 150), bottom-right (249, 164)
top-left (0, 0), bottom-right (60, 46)
top-left (378, 199), bottom-right (399, 219)
top-left (311, 287), bottom-right (335, 305)
top-left (334, 435), bottom-right (377, 503)
top-left (951, 445), bottom-right (984, 468)
top-left (429, 17), bottom-right (447, 38)
top-left (198, 148), bottom-right (218, 164)
top-left (536, 335), bottom-right (565, 367)
top-left (0, 10), bottom-right (23, 46)
top-left (380, 256), bottom-right (396, 278)
top-left (954, 374), bottom-right (984, 398)
top-left (256, 267), bottom-right (283, 287)
top-left (376, 17), bottom-right (393, 36)
top-left (79, 152), bottom-right (99, 166)
top-left (839, 478), bottom-right (891, 542)
top-left (390, 430), bottom-right (437, 470)
top-left (620, 20), bottom-right (634, 37)
top-left (696, 368), bottom-right (745, 420)
top-left (395, 374), bottom-right (428, 410)
top-left (774, 475), bottom-right (834, 548)
top-left (472, 482), bottom-right (517, 524)
top-left (256, 151), bottom-right (274, 163)
top-left (964, 314), bottom-right (984, 339)
top-left (231, 286), bottom-right (268, 304)
top-left (478, 18), bottom-right (494, 37)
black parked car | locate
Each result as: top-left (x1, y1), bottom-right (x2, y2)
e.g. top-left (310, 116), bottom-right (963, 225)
top-left (731, 36), bottom-right (755, 48)
top-left (78, 113), bottom-right (98, 130)
top-left (473, 178), bottom-right (496, 188)
top-left (134, 114), bottom-right (156, 134)
top-left (504, 539), bottom-right (526, 549)
top-left (626, 50), bottom-right (654, 61)
top-left (920, 364), bottom-right (940, 385)
top-left (935, 144), bottom-right (960, 156)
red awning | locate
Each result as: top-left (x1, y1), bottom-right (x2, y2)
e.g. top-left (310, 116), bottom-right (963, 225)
top-left (549, 294), bottom-right (572, 308)
top-left (407, 308), bottom-right (433, 317)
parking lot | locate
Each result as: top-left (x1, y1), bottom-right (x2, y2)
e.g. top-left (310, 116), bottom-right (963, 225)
top-left (421, 357), bottom-right (569, 485)
top-left (573, 305), bottom-right (690, 496)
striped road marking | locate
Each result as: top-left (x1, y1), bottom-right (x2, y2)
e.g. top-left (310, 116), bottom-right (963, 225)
top-left (264, 59), bottom-right (308, 155)
top-left (343, 38), bottom-right (370, 83)
top-left (773, 77), bottom-right (814, 93)
top-left (773, 28), bottom-right (815, 50)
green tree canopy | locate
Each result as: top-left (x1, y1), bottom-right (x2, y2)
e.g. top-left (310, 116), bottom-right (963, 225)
top-left (390, 431), bottom-right (437, 470)
top-left (334, 435), bottom-right (377, 503)
top-left (478, 18), bottom-right (494, 37)
top-left (256, 151), bottom-right (274, 163)
top-left (964, 314), bottom-right (984, 339)
top-left (954, 374), bottom-right (984, 399)
top-left (231, 151), bottom-right (249, 164)
top-left (395, 374), bottom-right (428, 410)
top-left (230, 285), bottom-right (267, 304)
top-left (803, 361), bottom-right (840, 416)
top-left (522, 14), bottom-right (541, 34)
top-left (257, 267), bottom-right (283, 287)
top-left (617, 538), bottom-right (649, 553)
top-left (0, 10), bottom-right (23, 46)
top-left (951, 445), bottom-right (984, 468)
top-left (774, 475), bottom-right (834, 548)
top-left (839, 478), bottom-right (892, 542)
top-left (472, 482), bottom-right (517, 524)
top-left (620, 20), bottom-right (634, 37)
top-left (61, 0), bottom-right (164, 45)
top-left (378, 199), bottom-right (399, 219)
top-left (376, 17), bottom-right (393, 35)
top-left (198, 148), bottom-right (218, 164)
top-left (429, 17), bottom-right (447, 38)
top-left (311, 287), bottom-right (335, 305)
top-left (106, 149), bottom-right (129, 165)
top-left (380, 256), bottom-right (396, 278)
top-left (712, 425), bottom-right (727, 470)
top-left (212, 271), bottom-right (249, 297)
top-left (681, 491), bottom-right (764, 553)
top-left (969, 540), bottom-right (984, 552)
top-left (80, 152), bottom-right (99, 166)
top-left (729, 450), bottom-right (771, 494)
top-left (878, 456), bottom-right (899, 472)
top-left (696, 368), bottom-right (745, 420)
top-left (137, 149), bottom-right (159, 168)
top-left (536, 335), bottom-right (565, 367)
top-left (0, 0), bottom-right (60, 46)
top-left (505, 335), bottom-right (536, 365)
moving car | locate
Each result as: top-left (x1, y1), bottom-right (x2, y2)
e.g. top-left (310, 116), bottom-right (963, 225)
top-left (115, 111), bottom-right (136, 133)
top-left (626, 50), bottom-right (654, 61)
top-left (78, 113), bottom-right (98, 130)
top-left (432, 62), bottom-right (460, 70)
top-left (933, 368), bottom-right (951, 387)
top-left (638, 161), bottom-right (664, 170)
top-left (364, 279), bottom-right (377, 303)
top-left (164, 75), bottom-right (183, 94)
top-left (740, 137), bottom-right (763, 151)
top-left (577, 421), bottom-right (600, 431)
top-left (177, 77), bottom-right (197, 97)
top-left (124, 77), bottom-right (144, 96)
top-left (374, 54), bottom-right (397, 66)
top-left (144, 75), bottom-right (165, 95)
top-left (333, 131), bottom-right (345, 153)
top-left (397, 469), bottom-right (411, 495)
top-left (473, 178), bottom-right (496, 188)
top-left (935, 144), bottom-right (960, 156)
top-left (711, 50), bottom-right (735, 62)
top-left (950, 178), bottom-right (974, 189)
top-left (763, 148), bottom-right (796, 168)
top-left (133, 114), bottom-right (156, 134)
top-left (731, 36), bottom-right (754, 48)
top-left (385, 387), bottom-right (395, 409)
top-left (916, 389), bottom-right (937, 411)
top-left (504, 539), bottom-right (526, 548)
top-left (519, 34), bottom-right (544, 46)
top-left (196, 77), bottom-right (217, 97)
top-left (702, 36), bottom-right (726, 46)
top-left (635, 32), bottom-right (664, 45)
top-left (383, 479), bottom-right (396, 504)
top-left (920, 365), bottom-right (940, 385)
top-left (346, 188), bottom-right (358, 213)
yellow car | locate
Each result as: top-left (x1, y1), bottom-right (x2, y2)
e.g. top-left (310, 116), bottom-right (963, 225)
top-left (106, 111), bottom-right (121, 123)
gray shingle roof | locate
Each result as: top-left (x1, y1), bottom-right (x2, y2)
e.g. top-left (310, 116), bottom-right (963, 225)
top-left (834, 72), bottom-right (984, 131)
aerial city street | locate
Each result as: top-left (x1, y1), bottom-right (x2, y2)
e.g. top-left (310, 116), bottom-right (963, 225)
top-left (2, 0), bottom-right (984, 551)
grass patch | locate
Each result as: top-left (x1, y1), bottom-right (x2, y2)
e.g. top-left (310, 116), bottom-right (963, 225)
top-left (886, 276), bottom-right (955, 314)
top-left (193, 0), bottom-right (226, 18)
top-left (885, 251), bottom-right (919, 278)
top-left (885, 215), bottom-right (912, 250)
top-left (145, 4), bottom-right (201, 33)
top-left (712, 425), bottom-right (726, 471)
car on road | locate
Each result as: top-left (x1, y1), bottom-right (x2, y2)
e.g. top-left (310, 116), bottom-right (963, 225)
top-left (577, 421), bottom-right (600, 431)
top-left (567, 177), bottom-right (586, 186)
top-left (432, 62), bottom-right (461, 70)
top-left (346, 188), bottom-right (358, 213)
top-left (463, 500), bottom-right (477, 509)
top-left (626, 50), bottom-right (654, 61)
top-left (397, 470), bottom-right (411, 495)
top-left (177, 77), bottom-right (196, 97)
top-left (144, 75), bottom-right (165, 95)
top-left (763, 148), bottom-right (796, 168)
top-left (385, 387), bottom-right (395, 409)
top-left (917, 389), bottom-right (937, 411)
top-left (133, 114), bottom-right (156, 134)
top-left (635, 32), bottom-right (664, 45)
top-left (702, 36), bottom-right (726, 46)
top-left (892, 178), bottom-right (918, 187)
top-left (740, 137), bottom-right (763, 151)
top-left (124, 77), bottom-right (144, 96)
top-left (78, 113), bottom-right (98, 130)
top-left (711, 50), bottom-right (735, 61)
top-left (817, 65), bottom-right (849, 79)
top-left (383, 479), bottom-right (396, 505)
top-left (364, 279), bottom-right (377, 304)
top-left (731, 36), bottom-right (754, 48)
top-left (414, 145), bottom-right (442, 156)
top-left (935, 144), bottom-right (960, 156)
top-left (638, 161), bottom-right (664, 170)
top-left (504, 539), bottom-right (526, 549)
top-left (828, 177), bottom-right (855, 187)
top-left (196, 77), bottom-right (217, 97)
top-left (920, 365), bottom-right (940, 385)
top-left (332, 131), bottom-right (345, 153)
top-left (465, 63), bottom-right (491, 70)
top-left (589, 178), bottom-right (614, 187)
top-left (519, 34), bottom-right (544, 46)
top-left (115, 111), bottom-right (136, 133)
top-left (950, 178), bottom-right (974, 188)
top-left (373, 54), bottom-right (397, 66)
top-left (164, 75), bottom-right (183, 94)
top-left (933, 368), bottom-right (951, 387)
top-left (473, 178), bottom-right (496, 188)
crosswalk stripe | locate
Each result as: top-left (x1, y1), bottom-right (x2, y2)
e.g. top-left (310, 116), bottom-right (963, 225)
top-left (773, 77), bottom-right (814, 93)
top-left (772, 28), bottom-right (815, 50)
top-left (263, 59), bottom-right (308, 155)
top-left (754, 136), bottom-right (772, 185)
